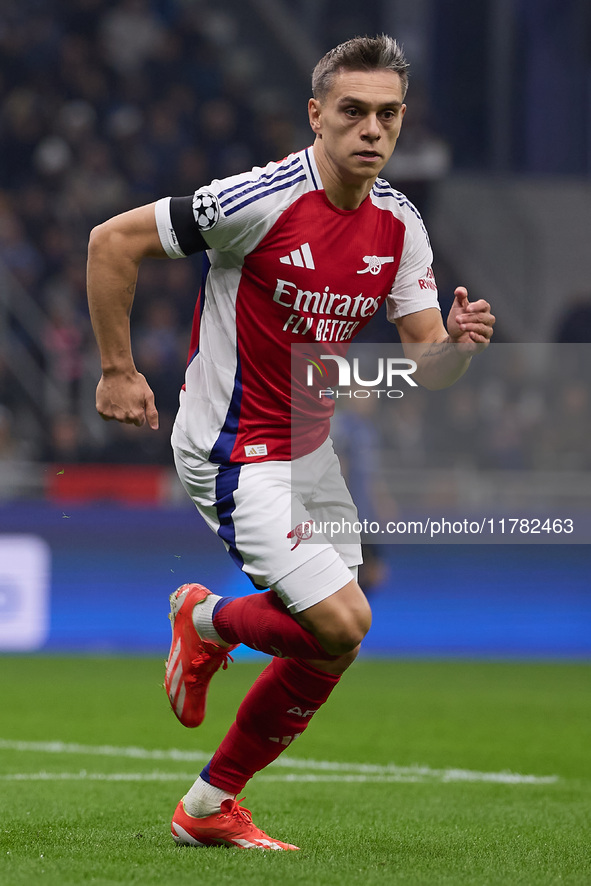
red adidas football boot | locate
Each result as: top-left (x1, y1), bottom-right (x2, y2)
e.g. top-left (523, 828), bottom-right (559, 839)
top-left (171, 798), bottom-right (299, 850)
top-left (164, 583), bottom-right (237, 728)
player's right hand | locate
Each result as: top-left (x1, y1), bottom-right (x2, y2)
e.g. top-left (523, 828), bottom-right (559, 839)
top-left (96, 369), bottom-right (159, 429)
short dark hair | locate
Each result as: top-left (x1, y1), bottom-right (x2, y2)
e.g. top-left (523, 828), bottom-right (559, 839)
top-left (312, 34), bottom-right (409, 102)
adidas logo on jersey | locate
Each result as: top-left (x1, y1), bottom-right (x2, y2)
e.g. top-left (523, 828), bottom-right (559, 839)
top-left (244, 443), bottom-right (268, 457)
top-left (279, 242), bottom-right (315, 270)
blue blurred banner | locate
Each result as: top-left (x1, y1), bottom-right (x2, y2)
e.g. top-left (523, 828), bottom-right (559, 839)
top-left (1, 503), bottom-right (589, 658)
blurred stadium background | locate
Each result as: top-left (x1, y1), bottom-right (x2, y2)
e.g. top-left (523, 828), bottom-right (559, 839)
top-left (1, 0), bottom-right (590, 657)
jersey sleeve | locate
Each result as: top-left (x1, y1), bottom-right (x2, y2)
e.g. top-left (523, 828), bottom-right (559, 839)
top-left (386, 205), bottom-right (440, 321)
top-left (155, 156), bottom-right (307, 261)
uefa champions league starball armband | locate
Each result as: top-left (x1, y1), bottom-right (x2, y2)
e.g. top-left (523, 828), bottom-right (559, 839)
top-left (192, 191), bottom-right (221, 231)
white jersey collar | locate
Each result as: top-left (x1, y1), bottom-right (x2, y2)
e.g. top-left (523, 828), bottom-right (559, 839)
top-left (303, 146), bottom-right (322, 191)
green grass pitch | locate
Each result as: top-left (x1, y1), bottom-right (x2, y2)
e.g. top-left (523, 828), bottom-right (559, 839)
top-left (1, 655), bottom-right (589, 885)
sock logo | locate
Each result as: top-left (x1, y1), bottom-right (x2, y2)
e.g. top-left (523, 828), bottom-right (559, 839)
top-left (287, 707), bottom-right (316, 718)
top-left (269, 733), bottom-right (303, 746)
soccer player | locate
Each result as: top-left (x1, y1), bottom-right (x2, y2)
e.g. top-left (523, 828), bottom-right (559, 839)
top-left (87, 35), bottom-right (494, 850)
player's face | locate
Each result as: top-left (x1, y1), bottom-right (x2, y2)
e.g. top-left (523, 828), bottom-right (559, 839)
top-left (309, 68), bottom-right (406, 187)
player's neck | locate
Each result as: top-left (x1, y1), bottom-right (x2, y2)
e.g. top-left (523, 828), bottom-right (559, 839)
top-left (312, 142), bottom-right (374, 210)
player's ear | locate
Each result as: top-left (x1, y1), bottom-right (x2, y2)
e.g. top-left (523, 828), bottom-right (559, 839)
top-left (308, 98), bottom-right (322, 134)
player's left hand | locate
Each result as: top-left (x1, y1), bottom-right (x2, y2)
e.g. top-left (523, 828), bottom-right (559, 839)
top-left (446, 287), bottom-right (495, 352)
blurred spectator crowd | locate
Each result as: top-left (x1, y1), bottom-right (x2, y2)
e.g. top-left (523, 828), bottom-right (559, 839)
top-left (0, 0), bottom-right (297, 466)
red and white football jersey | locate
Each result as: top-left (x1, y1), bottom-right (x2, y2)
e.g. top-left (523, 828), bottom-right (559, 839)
top-left (155, 146), bottom-right (439, 464)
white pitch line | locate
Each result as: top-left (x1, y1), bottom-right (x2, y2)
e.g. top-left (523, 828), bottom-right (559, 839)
top-left (0, 739), bottom-right (211, 764)
top-left (0, 739), bottom-right (559, 785)
top-left (261, 772), bottom-right (559, 785)
top-left (0, 771), bottom-right (427, 784)
top-left (0, 771), bottom-right (192, 782)
top-left (0, 770), bottom-right (558, 785)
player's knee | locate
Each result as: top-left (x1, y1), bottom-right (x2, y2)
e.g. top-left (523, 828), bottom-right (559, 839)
top-left (314, 603), bottom-right (372, 656)
top-left (293, 578), bottom-right (372, 655)
top-left (320, 619), bottom-right (370, 656)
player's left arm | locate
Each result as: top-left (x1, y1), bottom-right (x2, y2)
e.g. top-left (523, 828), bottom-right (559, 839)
top-left (395, 286), bottom-right (495, 389)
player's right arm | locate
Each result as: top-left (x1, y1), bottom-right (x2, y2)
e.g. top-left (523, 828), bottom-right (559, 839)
top-left (87, 203), bottom-right (168, 429)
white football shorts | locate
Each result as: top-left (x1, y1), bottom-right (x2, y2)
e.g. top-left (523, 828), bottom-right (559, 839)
top-left (171, 427), bottom-right (362, 613)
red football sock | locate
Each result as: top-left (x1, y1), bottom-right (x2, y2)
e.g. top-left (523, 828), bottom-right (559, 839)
top-left (213, 590), bottom-right (334, 660)
top-left (201, 657), bottom-right (341, 794)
